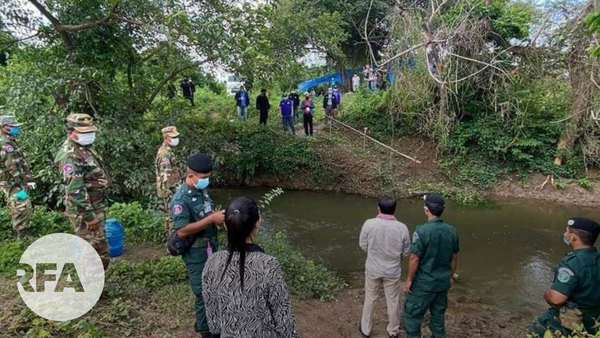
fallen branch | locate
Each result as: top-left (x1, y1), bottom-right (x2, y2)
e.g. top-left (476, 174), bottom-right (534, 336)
top-left (327, 116), bottom-right (422, 164)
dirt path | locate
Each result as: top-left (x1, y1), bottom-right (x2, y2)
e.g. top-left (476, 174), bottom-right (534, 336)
top-left (294, 288), bottom-right (525, 338)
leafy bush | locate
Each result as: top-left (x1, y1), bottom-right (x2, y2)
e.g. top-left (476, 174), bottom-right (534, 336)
top-left (107, 202), bottom-right (164, 243)
top-left (106, 256), bottom-right (187, 291)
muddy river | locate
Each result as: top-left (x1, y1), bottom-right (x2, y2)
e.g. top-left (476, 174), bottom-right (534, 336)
top-left (212, 188), bottom-right (599, 315)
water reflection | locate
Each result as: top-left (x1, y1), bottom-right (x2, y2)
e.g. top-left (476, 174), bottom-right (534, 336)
top-left (212, 188), bottom-right (600, 313)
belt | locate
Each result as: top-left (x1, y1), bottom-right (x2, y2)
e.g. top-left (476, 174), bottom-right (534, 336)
top-left (191, 237), bottom-right (217, 248)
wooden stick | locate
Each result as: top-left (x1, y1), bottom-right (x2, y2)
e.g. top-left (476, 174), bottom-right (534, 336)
top-left (327, 116), bottom-right (422, 163)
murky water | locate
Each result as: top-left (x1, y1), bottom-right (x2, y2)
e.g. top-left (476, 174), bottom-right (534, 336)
top-left (212, 188), bottom-right (599, 313)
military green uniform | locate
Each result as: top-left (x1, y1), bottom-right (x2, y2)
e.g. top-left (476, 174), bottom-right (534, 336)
top-left (527, 247), bottom-right (600, 337)
top-left (171, 183), bottom-right (218, 335)
top-left (156, 137), bottom-right (181, 233)
top-left (0, 129), bottom-right (33, 233)
top-left (404, 218), bottom-right (459, 338)
top-left (54, 114), bottom-right (112, 270)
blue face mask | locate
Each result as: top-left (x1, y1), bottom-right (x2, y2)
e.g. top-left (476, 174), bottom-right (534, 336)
top-left (563, 233), bottom-right (571, 246)
top-left (194, 177), bottom-right (210, 190)
top-left (14, 189), bottom-right (28, 200)
top-left (9, 126), bottom-right (20, 136)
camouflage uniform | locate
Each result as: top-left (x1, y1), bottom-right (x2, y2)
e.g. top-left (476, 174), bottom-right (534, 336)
top-left (0, 115), bottom-right (33, 234)
top-left (54, 114), bottom-right (112, 270)
top-left (155, 126), bottom-right (181, 234)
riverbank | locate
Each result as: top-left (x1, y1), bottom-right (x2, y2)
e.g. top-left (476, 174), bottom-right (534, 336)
top-left (0, 244), bottom-right (530, 338)
top-left (246, 124), bottom-right (600, 208)
top-left (295, 287), bottom-right (526, 338)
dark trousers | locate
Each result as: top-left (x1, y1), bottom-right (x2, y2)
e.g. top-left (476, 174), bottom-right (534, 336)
top-left (303, 114), bottom-right (313, 135)
top-left (259, 110), bottom-right (268, 125)
top-left (183, 243), bottom-right (215, 335)
top-left (282, 115), bottom-right (295, 134)
top-left (403, 288), bottom-right (449, 338)
top-left (185, 95), bottom-right (195, 107)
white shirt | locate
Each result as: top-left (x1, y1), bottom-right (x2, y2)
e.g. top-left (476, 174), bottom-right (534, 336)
top-left (352, 75), bottom-right (360, 86)
top-left (359, 215), bottom-right (411, 278)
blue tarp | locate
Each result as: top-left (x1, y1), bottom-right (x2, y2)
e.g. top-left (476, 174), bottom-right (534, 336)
top-left (296, 66), bottom-right (398, 92)
top-left (296, 69), bottom-right (356, 93)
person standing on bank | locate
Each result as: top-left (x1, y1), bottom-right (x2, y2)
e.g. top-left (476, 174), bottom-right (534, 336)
top-left (527, 217), bottom-right (600, 337)
top-left (55, 114), bottom-right (112, 270)
top-left (359, 196), bottom-right (410, 338)
top-left (403, 193), bottom-right (459, 338)
top-left (181, 77), bottom-right (196, 107)
top-left (300, 92), bottom-right (314, 136)
top-left (235, 85), bottom-right (250, 121)
top-left (202, 196), bottom-right (300, 338)
top-left (289, 90), bottom-right (300, 120)
top-left (0, 115), bottom-right (35, 240)
top-left (323, 88), bottom-right (338, 124)
top-left (171, 153), bottom-right (225, 337)
top-left (256, 88), bottom-right (271, 126)
top-left (279, 94), bottom-right (296, 135)
top-left (352, 73), bottom-right (361, 92)
top-left (155, 126), bottom-right (182, 234)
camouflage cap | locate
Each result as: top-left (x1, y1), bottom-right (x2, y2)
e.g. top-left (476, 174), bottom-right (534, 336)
top-left (161, 126), bottom-right (180, 138)
top-left (0, 115), bottom-right (20, 126)
top-left (67, 114), bottom-right (97, 133)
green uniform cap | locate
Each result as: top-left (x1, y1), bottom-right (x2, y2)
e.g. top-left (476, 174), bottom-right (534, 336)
top-left (67, 114), bottom-right (97, 133)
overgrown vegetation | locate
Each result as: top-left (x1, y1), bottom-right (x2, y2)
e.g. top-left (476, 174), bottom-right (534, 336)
top-left (0, 200), bottom-right (343, 336)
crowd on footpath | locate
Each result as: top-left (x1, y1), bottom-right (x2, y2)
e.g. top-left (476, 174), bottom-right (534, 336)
top-left (1, 77), bottom-right (599, 338)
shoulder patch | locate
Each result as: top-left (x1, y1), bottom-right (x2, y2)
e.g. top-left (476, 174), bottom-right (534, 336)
top-left (4, 145), bottom-right (14, 153)
top-left (172, 204), bottom-right (183, 215)
top-left (63, 164), bottom-right (74, 174)
top-left (412, 232), bottom-right (420, 243)
top-left (557, 267), bottom-right (574, 283)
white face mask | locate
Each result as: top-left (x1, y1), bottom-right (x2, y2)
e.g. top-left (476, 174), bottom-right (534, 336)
top-left (169, 138), bottom-right (179, 147)
top-left (76, 132), bottom-right (96, 146)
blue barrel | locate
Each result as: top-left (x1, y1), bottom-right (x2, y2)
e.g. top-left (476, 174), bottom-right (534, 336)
top-left (105, 218), bottom-right (124, 257)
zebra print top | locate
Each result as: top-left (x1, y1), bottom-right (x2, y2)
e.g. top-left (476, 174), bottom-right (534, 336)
top-left (202, 245), bottom-right (300, 338)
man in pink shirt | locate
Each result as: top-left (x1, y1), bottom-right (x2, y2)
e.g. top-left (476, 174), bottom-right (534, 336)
top-left (359, 196), bottom-right (411, 338)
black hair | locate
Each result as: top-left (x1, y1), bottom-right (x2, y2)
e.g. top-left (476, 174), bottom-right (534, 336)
top-left (220, 196), bottom-right (260, 290)
top-left (378, 196), bottom-right (396, 215)
top-left (261, 88), bottom-right (267, 93)
top-left (570, 227), bottom-right (598, 246)
top-left (426, 202), bottom-right (444, 217)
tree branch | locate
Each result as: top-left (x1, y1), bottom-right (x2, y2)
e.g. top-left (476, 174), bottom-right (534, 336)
top-left (27, 0), bottom-right (119, 48)
top-left (28, 0), bottom-right (72, 46)
top-left (146, 58), bottom-right (215, 107)
top-left (60, 2), bottom-right (119, 32)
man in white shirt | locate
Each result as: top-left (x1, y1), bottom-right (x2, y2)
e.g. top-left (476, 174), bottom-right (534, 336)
top-left (359, 196), bottom-right (411, 338)
top-left (352, 73), bottom-right (360, 92)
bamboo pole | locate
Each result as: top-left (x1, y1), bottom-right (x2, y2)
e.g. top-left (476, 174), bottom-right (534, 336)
top-left (327, 116), bottom-right (422, 164)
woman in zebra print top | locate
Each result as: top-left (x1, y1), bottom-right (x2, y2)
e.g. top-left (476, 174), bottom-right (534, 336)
top-left (202, 196), bottom-right (300, 338)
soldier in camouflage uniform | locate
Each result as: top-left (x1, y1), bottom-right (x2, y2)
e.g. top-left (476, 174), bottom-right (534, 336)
top-left (155, 126), bottom-right (182, 234)
top-left (54, 114), bottom-right (112, 270)
top-left (0, 115), bottom-right (35, 238)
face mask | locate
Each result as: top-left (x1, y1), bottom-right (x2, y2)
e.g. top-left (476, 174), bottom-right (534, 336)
top-left (563, 233), bottom-right (571, 246)
top-left (169, 138), bottom-right (179, 147)
top-left (76, 132), bottom-right (96, 146)
top-left (9, 126), bottom-right (20, 137)
top-left (194, 176), bottom-right (210, 190)
top-left (14, 189), bottom-right (28, 200)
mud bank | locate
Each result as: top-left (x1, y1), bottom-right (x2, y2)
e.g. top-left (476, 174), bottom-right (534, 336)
top-left (294, 287), bottom-right (528, 338)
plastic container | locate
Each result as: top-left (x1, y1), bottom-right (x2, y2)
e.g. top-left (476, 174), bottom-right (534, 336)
top-left (105, 218), bottom-right (124, 257)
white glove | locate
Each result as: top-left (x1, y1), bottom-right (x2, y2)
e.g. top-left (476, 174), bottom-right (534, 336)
top-left (27, 182), bottom-right (36, 190)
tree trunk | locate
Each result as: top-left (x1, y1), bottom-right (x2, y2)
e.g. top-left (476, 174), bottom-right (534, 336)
top-left (553, 0), bottom-right (599, 166)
